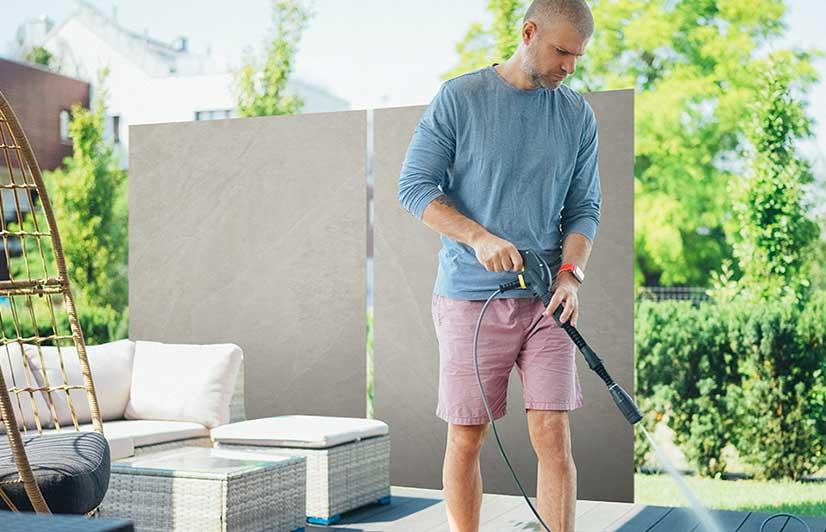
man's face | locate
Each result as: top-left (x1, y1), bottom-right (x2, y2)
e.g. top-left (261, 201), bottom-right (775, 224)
top-left (522, 19), bottom-right (590, 90)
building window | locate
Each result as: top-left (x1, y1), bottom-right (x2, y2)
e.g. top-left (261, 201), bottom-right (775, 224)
top-left (103, 114), bottom-right (121, 144)
top-left (59, 109), bottom-right (71, 143)
top-left (112, 115), bottom-right (121, 144)
top-left (195, 109), bottom-right (232, 121)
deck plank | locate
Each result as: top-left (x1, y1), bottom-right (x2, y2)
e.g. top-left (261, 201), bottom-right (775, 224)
top-left (647, 507), bottom-right (699, 531)
top-left (303, 487), bottom-right (824, 532)
top-left (477, 498), bottom-right (601, 531)
top-left (736, 512), bottom-right (788, 532)
top-left (735, 511), bottom-right (826, 532)
top-left (576, 500), bottom-right (640, 531)
top-left (688, 509), bottom-right (750, 532)
top-left (604, 505), bottom-right (673, 531)
top-left (424, 493), bottom-right (532, 532)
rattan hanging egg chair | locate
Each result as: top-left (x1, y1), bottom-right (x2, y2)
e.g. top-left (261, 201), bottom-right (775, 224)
top-left (0, 90), bottom-right (110, 515)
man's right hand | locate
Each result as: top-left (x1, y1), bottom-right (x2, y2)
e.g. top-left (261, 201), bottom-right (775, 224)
top-left (470, 232), bottom-right (524, 273)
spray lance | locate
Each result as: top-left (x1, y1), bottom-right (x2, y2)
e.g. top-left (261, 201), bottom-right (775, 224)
top-left (501, 249), bottom-right (641, 424)
top-left (471, 249), bottom-right (641, 532)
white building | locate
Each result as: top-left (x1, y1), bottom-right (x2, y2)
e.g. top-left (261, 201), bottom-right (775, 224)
top-left (20, 1), bottom-right (349, 166)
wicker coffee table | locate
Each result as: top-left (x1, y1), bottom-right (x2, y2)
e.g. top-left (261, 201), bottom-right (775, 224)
top-left (98, 447), bottom-right (306, 532)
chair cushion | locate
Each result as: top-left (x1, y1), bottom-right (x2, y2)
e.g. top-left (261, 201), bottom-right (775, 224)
top-left (0, 431), bottom-right (110, 514)
top-left (211, 415), bottom-right (389, 449)
top-left (25, 340), bottom-right (135, 425)
top-left (0, 343), bottom-right (51, 430)
top-left (125, 342), bottom-right (242, 428)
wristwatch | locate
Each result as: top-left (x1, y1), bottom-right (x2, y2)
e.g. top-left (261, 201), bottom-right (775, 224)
top-left (558, 263), bottom-right (585, 284)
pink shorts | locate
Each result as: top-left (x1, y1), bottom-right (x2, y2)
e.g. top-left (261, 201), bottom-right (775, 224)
top-left (432, 293), bottom-right (584, 425)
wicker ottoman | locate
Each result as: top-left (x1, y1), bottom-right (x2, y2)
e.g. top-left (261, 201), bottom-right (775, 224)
top-left (212, 416), bottom-right (391, 525)
top-left (98, 447), bottom-right (306, 532)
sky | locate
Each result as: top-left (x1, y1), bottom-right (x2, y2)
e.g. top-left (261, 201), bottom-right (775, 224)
top-left (3, 0), bottom-right (825, 155)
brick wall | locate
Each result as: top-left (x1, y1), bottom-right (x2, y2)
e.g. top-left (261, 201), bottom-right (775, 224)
top-left (0, 58), bottom-right (90, 173)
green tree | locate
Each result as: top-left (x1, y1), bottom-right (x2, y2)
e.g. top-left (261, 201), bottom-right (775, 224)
top-left (574, 0), bottom-right (820, 288)
top-left (445, 0), bottom-right (820, 288)
top-left (728, 59), bottom-right (820, 303)
top-left (25, 46), bottom-right (54, 70)
top-left (43, 70), bottom-right (128, 339)
top-left (443, 0), bottom-right (524, 80)
top-left (235, 0), bottom-right (312, 117)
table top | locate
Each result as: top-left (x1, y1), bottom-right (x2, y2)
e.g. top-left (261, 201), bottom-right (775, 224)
top-left (112, 446), bottom-right (305, 480)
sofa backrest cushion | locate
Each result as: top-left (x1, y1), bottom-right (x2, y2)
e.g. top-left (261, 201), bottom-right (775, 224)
top-left (125, 341), bottom-right (242, 428)
top-left (0, 342), bottom-right (50, 430)
top-left (25, 339), bottom-right (135, 426)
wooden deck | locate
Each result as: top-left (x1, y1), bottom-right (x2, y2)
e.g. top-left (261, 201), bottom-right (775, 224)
top-left (305, 486), bottom-right (826, 531)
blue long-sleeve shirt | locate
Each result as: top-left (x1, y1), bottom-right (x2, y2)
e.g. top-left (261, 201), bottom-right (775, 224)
top-left (398, 65), bottom-right (601, 300)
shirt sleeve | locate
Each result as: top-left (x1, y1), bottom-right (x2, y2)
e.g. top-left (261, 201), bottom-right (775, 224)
top-left (560, 100), bottom-right (602, 242)
top-left (397, 83), bottom-right (457, 220)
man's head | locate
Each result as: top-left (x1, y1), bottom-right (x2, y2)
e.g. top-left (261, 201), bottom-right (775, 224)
top-left (519, 0), bottom-right (594, 90)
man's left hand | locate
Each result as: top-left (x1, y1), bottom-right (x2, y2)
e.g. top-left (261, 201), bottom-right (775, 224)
top-left (543, 272), bottom-right (579, 327)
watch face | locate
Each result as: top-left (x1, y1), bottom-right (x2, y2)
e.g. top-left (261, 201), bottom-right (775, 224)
top-left (573, 266), bottom-right (585, 283)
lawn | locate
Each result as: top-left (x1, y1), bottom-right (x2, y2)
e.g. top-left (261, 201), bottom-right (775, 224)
top-left (635, 473), bottom-right (826, 518)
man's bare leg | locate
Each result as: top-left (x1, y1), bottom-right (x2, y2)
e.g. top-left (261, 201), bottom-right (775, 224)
top-left (443, 422), bottom-right (489, 532)
top-left (527, 409), bottom-right (577, 532)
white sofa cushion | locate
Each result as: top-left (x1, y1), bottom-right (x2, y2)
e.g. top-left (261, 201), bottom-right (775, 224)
top-left (39, 424), bottom-right (136, 461)
top-left (103, 433), bottom-right (136, 461)
top-left (0, 342), bottom-right (51, 430)
top-left (125, 341), bottom-right (242, 428)
top-left (210, 415), bottom-right (389, 449)
top-left (25, 340), bottom-right (135, 425)
top-left (98, 419), bottom-right (209, 448)
top-left (38, 420), bottom-right (209, 460)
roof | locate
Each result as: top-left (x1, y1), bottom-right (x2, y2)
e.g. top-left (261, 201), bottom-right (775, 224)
top-left (43, 0), bottom-right (220, 77)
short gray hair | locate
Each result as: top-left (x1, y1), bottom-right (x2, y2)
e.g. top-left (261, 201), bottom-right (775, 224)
top-left (523, 0), bottom-right (594, 38)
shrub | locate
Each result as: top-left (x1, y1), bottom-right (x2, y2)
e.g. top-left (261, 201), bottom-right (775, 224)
top-left (729, 294), bottom-right (826, 479)
top-left (636, 300), bottom-right (739, 476)
top-left (635, 293), bottom-right (825, 480)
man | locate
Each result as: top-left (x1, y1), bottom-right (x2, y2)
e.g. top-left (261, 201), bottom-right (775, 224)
top-left (397, 1), bottom-right (600, 531)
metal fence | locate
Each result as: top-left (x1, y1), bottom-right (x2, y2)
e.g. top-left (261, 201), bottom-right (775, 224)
top-left (636, 286), bottom-right (711, 304)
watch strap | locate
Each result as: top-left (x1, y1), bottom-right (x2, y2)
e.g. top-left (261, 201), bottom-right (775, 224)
top-left (558, 263), bottom-right (584, 283)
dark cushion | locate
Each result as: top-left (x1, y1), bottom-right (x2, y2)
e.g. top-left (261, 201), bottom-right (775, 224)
top-left (0, 431), bottom-right (110, 514)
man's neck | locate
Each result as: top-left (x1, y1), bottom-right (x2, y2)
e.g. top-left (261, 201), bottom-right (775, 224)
top-left (494, 55), bottom-right (538, 91)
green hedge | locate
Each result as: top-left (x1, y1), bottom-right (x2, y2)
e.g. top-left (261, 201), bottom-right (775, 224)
top-left (635, 292), bottom-right (826, 480)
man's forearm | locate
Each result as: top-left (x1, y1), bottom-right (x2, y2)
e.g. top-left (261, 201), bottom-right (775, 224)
top-left (559, 232), bottom-right (593, 281)
top-left (421, 195), bottom-right (489, 247)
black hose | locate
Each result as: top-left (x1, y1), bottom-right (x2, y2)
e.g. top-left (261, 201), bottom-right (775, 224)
top-left (473, 288), bottom-right (553, 532)
top-left (760, 513), bottom-right (812, 532)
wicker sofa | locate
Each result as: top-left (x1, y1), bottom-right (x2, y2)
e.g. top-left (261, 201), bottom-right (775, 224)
top-left (5, 339), bottom-right (243, 461)
top-left (7, 337), bottom-right (391, 525)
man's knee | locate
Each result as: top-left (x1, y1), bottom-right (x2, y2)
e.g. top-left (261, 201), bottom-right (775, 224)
top-left (526, 410), bottom-right (573, 461)
top-left (446, 422), bottom-right (489, 455)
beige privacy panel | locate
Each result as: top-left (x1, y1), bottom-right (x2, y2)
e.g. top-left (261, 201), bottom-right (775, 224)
top-left (373, 89), bottom-right (634, 502)
top-left (129, 111), bottom-right (367, 420)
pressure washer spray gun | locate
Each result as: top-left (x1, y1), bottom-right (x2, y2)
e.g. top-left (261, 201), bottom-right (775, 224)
top-left (499, 249), bottom-right (642, 425)
top-left (472, 249), bottom-right (642, 532)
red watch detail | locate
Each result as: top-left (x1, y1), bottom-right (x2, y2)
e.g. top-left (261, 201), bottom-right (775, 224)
top-left (558, 263), bottom-right (585, 284)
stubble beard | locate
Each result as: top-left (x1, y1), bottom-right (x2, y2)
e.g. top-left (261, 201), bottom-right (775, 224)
top-left (522, 49), bottom-right (563, 91)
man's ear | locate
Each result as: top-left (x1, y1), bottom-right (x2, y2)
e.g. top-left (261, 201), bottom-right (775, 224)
top-left (522, 20), bottom-right (538, 45)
